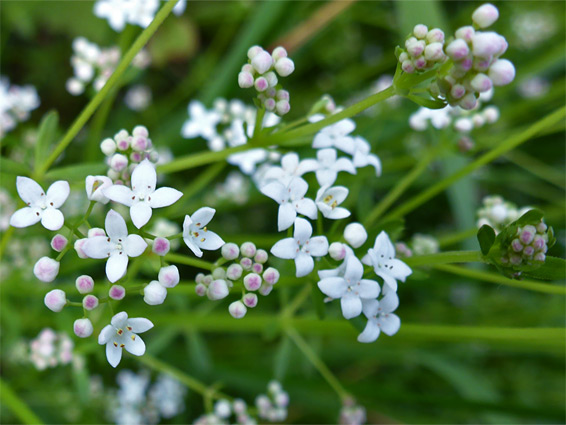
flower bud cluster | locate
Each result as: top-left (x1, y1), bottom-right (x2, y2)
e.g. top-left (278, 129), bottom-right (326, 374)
top-left (255, 380), bottom-right (289, 422)
top-left (207, 398), bottom-right (256, 425)
top-left (0, 77), bottom-right (40, 138)
top-left (238, 46), bottom-right (295, 115)
top-left (66, 37), bottom-right (149, 95)
top-left (397, 25), bottom-right (447, 73)
top-left (501, 221), bottom-right (550, 267)
top-left (410, 233), bottom-right (439, 256)
top-left (339, 398), bottom-right (367, 425)
top-left (143, 265), bottom-right (180, 305)
top-left (29, 328), bottom-right (73, 370)
top-left (477, 195), bottom-right (527, 233)
top-left (100, 125), bottom-right (159, 185)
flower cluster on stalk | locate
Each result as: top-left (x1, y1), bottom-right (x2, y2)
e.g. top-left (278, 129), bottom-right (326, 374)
top-left (0, 77), bottom-right (40, 138)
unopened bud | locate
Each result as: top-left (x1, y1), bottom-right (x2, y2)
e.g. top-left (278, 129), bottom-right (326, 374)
top-left (243, 293), bottom-right (258, 308)
top-left (82, 294), bottom-right (99, 310)
top-left (152, 237), bottom-right (170, 256)
top-left (472, 3), bottom-right (499, 29)
top-left (238, 71), bottom-right (254, 88)
top-left (274, 57), bottom-right (295, 77)
top-left (51, 234), bottom-right (68, 252)
top-left (240, 257), bottom-right (253, 270)
top-left (275, 100), bottom-right (290, 115)
top-left (131, 136), bottom-right (148, 152)
top-left (470, 73), bottom-right (493, 93)
top-left (344, 223), bottom-right (368, 248)
top-left (109, 284), bottom-right (126, 300)
top-left (271, 46), bottom-right (288, 60)
top-left (426, 28), bottom-right (445, 43)
top-left (511, 239), bottom-right (523, 252)
top-left (519, 225), bottom-right (536, 245)
top-left (243, 273), bottom-right (262, 291)
top-left (413, 24), bottom-right (428, 39)
top-left (259, 283), bottom-right (274, 296)
top-left (251, 51), bottom-right (273, 74)
top-left (195, 273), bottom-right (206, 284)
top-left (329, 242), bottom-right (347, 261)
top-left (133, 125), bottom-right (149, 138)
top-left (144, 281), bottom-right (167, 305)
top-left (195, 283), bottom-right (207, 296)
top-left (221, 243), bottom-right (240, 260)
top-left (262, 267), bottom-right (280, 285)
top-left (73, 318), bottom-right (93, 338)
top-left (207, 279), bottom-right (230, 300)
top-left (247, 45), bottom-right (263, 60)
top-left (76, 275), bottom-right (95, 294)
top-left (459, 93), bottom-right (478, 110)
top-left (254, 77), bottom-right (269, 92)
top-left (446, 39), bottom-right (470, 60)
top-left (158, 265), bottom-right (180, 288)
top-left (74, 239), bottom-right (88, 259)
top-left (252, 262), bottom-right (263, 274)
top-left (424, 42), bottom-right (445, 61)
top-left (229, 300), bottom-right (247, 318)
top-left (401, 60), bottom-right (415, 73)
top-left (226, 263), bottom-right (243, 280)
top-left (240, 242), bottom-right (257, 258)
top-left (100, 138), bottom-right (116, 156)
top-left (488, 59), bottom-right (515, 86)
top-left (110, 153), bottom-right (128, 172)
top-left (44, 289), bottom-right (66, 312)
top-left (34, 257), bottom-right (60, 282)
top-left (254, 249), bottom-right (268, 264)
top-left (264, 71), bottom-right (278, 87)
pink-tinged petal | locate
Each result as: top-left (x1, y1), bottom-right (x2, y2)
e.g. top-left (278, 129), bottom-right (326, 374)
top-left (270, 237), bottom-right (297, 260)
top-left (105, 210), bottom-right (128, 239)
top-left (130, 202), bottom-right (152, 229)
top-left (184, 237), bottom-right (203, 257)
top-left (83, 236), bottom-right (113, 259)
top-left (341, 293), bottom-right (362, 319)
top-left (293, 217), bottom-right (312, 244)
top-left (190, 207), bottom-right (215, 228)
top-left (361, 299), bottom-right (379, 317)
top-left (10, 207), bottom-right (41, 228)
top-left (111, 311), bottom-right (128, 328)
top-left (317, 277), bottom-right (347, 299)
top-left (357, 319), bottom-right (380, 343)
top-left (358, 279), bottom-right (380, 299)
top-left (106, 253), bottom-right (128, 283)
top-left (198, 230), bottom-right (224, 251)
top-left (103, 185), bottom-right (135, 207)
top-left (281, 153), bottom-right (299, 172)
top-left (41, 208), bottom-right (64, 231)
top-left (307, 236), bottom-right (328, 257)
top-left (127, 318), bottom-right (153, 333)
top-left (378, 313), bottom-right (401, 336)
top-left (296, 159), bottom-right (319, 175)
top-left (379, 292), bottom-right (399, 313)
top-left (388, 259), bottom-right (412, 282)
top-left (260, 181), bottom-right (287, 203)
top-left (288, 177), bottom-right (308, 200)
top-left (316, 169), bottom-right (337, 186)
top-left (106, 343), bottom-right (122, 368)
top-left (278, 202), bottom-right (296, 232)
top-left (98, 325), bottom-right (114, 344)
top-left (312, 133), bottom-right (333, 149)
top-left (377, 270), bottom-right (398, 291)
top-left (295, 252), bottom-right (314, 277)
top-left (131, 159), bottom-right (156, 196)
top-left (124, 234), bottom-right (147, 257)
top-left (344, 256), bottom-right (364, 283)
top-left (124, 333), bottom-right (146, 356)
top-left (295, 198), bottom-right (317, 220)
top-left (16, 176), bottom-right (44, 205)
top-left (334, 158), bottom-right (356, 174)
top-left (45, 181), bottom-right (70, 208)
top-left (149, 187), bottom-right (183, 208)
top-left (327, 207), bottom-right (351, 220)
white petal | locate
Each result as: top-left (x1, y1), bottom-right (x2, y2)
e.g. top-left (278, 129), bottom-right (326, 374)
top-left (281, 153), bottom-right (299, 172)
top-left (334, 158), bottom-right (356, 174)
top-left (106, 343), bottom-right (122, 368)
top-left (83, 236), bottom-right (113, 259)
top-left (307, 236), bottom-right (328, 257)
top-left (41, 208), bottom-right (64, 231)
top-left (131, 159), bottom-right (156, 196)
top-left (378, 270), bottom-right (398, 291)
top-left (149, 187), bottom-right (183, 208)
top-left (111, 311), bottom-right (128, 328)
top-left (317, 277), bottom-right (347, 299)
top-left (10, 207), bottom-right (41, 228)
top-left (337, 119), bottom-right (356, 135)
top-left (295, 252), bottom-right (314, 277)
top-left (378, 313), bottom-right (401, 336)
top-left (379, 292), bottom-right (399, 313)
top-left (270, 238), bottom-right (297, 259)
top-left (293, 217), bottom-right (312, 244)
top-left (127, 318), bottom-right (153, 333)
top-left (367, 154), bottom-right (382, 176)
top-left (45, 181), bottom-right (70, 208)
top-left (361, 299), bottom-right (380, 317)
top-left (317, 202), bottom-right (334, 218)
top-left (190, 207), bottom-right (215, 228)
top-left (16, 176), bottom-right (44, 205)
top-left (316, 169), bottom-right (337, 186)
top-left (124, 333), bottom-right (146, 356)
top-left (98, 325), bottom-right (114, 344)
top-left (296, 159), bottom-right (319, 175)
top-left (260, 181), bottom-right (287, 203)
top-left (327, 207), bottom-right (351, 220)
top-left (341, 293), bottom-right (362, 319)
top-left (184, 237), bottom-right (203, 257)
top-left (295, 198), bottom-right (318, 220)
top-left (130, 202), bottom-right (152, 229)
top-left (278, 203), bottom-right (296, 232)
top-left (361, 251), bottom-right (374, 266)
top-left (104, 185), bottom-right (135, 207)
top-left (358, 279), bottom-right (380, 299)
top-left (106, 252), bottom-right (128, 283)
top-left (288, 177), bottom-right (308, 200)
top-left (333, 135), bottom-right (355, 154)
top-left (388, 259), bottom-right (413, 282)
top-left (312, 132), bottom-right (333, 149)
top-left (357, 319), bottom-right (380, 343)
top-left (198, 230), bottom-right (224, 251)
top-left (326, 186), bottom-right (349, 203)
top-left (105, 210), bottom-right (128, 239)
top-left (317, 148), bottom-right (337, 164)
top-left (124, 234), bottom-right (147, 257)
top-left (374, 231), bottom-right (395, 258)
top-left (344, 256), bottom-right (364, 283)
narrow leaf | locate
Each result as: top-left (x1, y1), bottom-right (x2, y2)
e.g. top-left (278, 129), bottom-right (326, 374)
top-left (477, 225), bottom-right (496, 256)
top-left (34, 111), bottom-right (59, 172)
top-left (523, 256), bottom-right (566, 281)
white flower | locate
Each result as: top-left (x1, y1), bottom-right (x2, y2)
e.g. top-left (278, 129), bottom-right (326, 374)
top-left (352, 137), bottom-right (382, 176)
top-left (318, 256), bottom-right (380, 319)
top-left (262, 153), bottom-right (318, 185)
top-left (313, 148), bottom-right (356, 186)
top-left (260, 177), bottom-right (317, 231)
top-left (98, 311), bottom-right (153, 367)
top-left (183, 207), bottom-right (225, 257)
top-left (312, 118), bottom-right (356, 154)
top-left (85, 175), bottom-right (113, 204)
top-left (10, 177), bottom-right (70, 231)
top-left (271, 217), bottom-right (328, 277)
top-left (315, 185), bottom-right (350, 219)
top-left (93, 0), bottom-right (130, 31)
top-left (181, 100), bottom-right (221, 141)
top-left (357, 292), bottom-right (401, 343)
top-left (227, 148), bottom-right (268, 175)
top-left (82, 210), bottom-right (147, 283)
top-left (362, 231), bottom-right (412, 291)
top-left (104, 159), bottom-right (182, 228)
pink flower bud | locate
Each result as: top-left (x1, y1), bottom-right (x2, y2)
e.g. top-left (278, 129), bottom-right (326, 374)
top-left (511, 239), bottom-right (523, 252)
top-left (254, 249), bottom-right (268, 264)
top-left (74, 239), bottom-right (89, 259)
top-left (133, 125), bottom-right (149, 138)
top-left (424, 42), bottom-right (445, 62)
top-left (227, 263), bottom-right (243, 280)
top-left (271, 46), bottom-right (288, 61)
top-left (247, 45), bottom-right (263, 60)
top-left (472, 4), bottom-right (499, 29)
top-left (536, 222), bottom-right (548, 233)
top-left (450, 84), bottom-right (466, 99)
top-left (455, 26), bottom-right (475, 42)
top-left (344, 223), bottom-right (368, 248)
top-left (488, 59), bottom-right (515, 86)
top-left (158, 265), bottom-right (180, 288)
top-left (240, 242), bottom-right (256, 258)
top-left (212, 267), bottom-right (226, 280)
top-left (238, 71), bottom-right (254, 88)
top-left (262, 267), bottom-right (280, 285)
top-left (252, 51), bottom-right (273, 74)
top-left (264, 98), bottom-right (276, 111)
top-left (110, 153), bottom-right (128, 172)
top-left (472, 32), bottom-right (504, 58)
top-left (413, 56), bottom-right (427, 69)
top-left (523, 246), bottom-right (535, 257)
top-left (446, 39), bottom-right (470, 60)
top-left (75, 275), bottom-right (95, 294)
top-left (458, 93), bottom-right (478, 110)
top-left (243, 273), bottom-right (262, 291)
top-left (264, 71), bottom-right (278, 87)
top-left (144, 281), bottom-right (167, 305)
top-left (426, 28), bottom-right (445, 43)
top-left (44, 289), bottom-right (66, 312)
top-left (88, 227), bottom-right (106, 238)
top-left (274, 57), bottom-right (294, 77)
top-left (131, 137), bottom-right (148, 152)
top-left (329, 242), bottom-right (347, 261)
top-left (534, 253), bottom-right (546, 262)
top-left (116, 137), bottom-right (130, 151)
top-left (259, 283), bottom-right (273, 296)
top-left (473, 57), bottom-right (492, 72)
top-left (407, 40), bottom-right (425, 58)
top-left (195, 283), bottom-right (207, 296)
top-left (254, 77), bottom-right (268, 92)
top-left (402, 60), bottom-right (415, 73)
top-left (109, 284), bottom-right (126, 300)
top-left (228, 300), bottom-right (247, 319)
top-left (276, 90), bottom-right (289, 101)
top-left (207, 279), bottom-right (230, 300)
top-left (470, 73), bottom-right (493, 93)
top-left (82, 295), bottom-right (99, 310)
top-left (252, 263), bottom-right (263, 274)
top-left (413, 24), bottom-right (428, 39)
top-left (240, 257), bottom-right (253, 270)
top-left (520, 225), bottom-right (536, 245)
top-left (34, 257), bottom-right (60, 282)
top-left (275, 100), bottom-right (290, 115)
top-left (221, 243), bottom-right (240, 260)
top-left (152, 237), bottom-right (170, 256)
top-left (243, 293), bottom-right (258, 308)
top-left (73, 318), bottom-right (93, 338)
top-left (51, 234), bottom-right (68, 252)
top-left (100, 138), bottom-right (116, 156)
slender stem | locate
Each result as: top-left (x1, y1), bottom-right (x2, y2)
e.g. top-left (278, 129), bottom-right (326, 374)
top-left (437, 228), bottom-right (477, 248)
top-left (280, 284), bottom-right (311, 318)
top-left (165, 253), bottom-right (215, 271)
top-left (252, 107), bottom-right (266, 139)
top-left (403, 250), bottom-right (483, 267)
top-left (35, 0), bottom-right (179, 178)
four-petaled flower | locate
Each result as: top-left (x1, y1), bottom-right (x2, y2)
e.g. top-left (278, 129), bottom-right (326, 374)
top-left (357, 292), bottom-right (401, 343)
top-left (104, 159), bottom-right (183, 228)
top-left (315, 185), bottom-right (351, 219)
top-left (362, 231), bottom-right (412, 291)
top-left (98, 311), bottom-right (153, 367)
top-left (10, 177), bottom-right (70, 231)
top-left (312, 118), bottom-right (356, 154)
top-left (271, 217), bottom-right (328, 277)
top-left (314, 148), bottom-right (356, 186)
top-left (260, 177), bottom-right (317, 231)
top-left (318, 256), bottom-right (380, 319)
top-left (262, 152), bottom-right (318, 185)
top-left (181, 100), bottom-right (221, 141)
top-left (183, 207), bottom-right (225, 257)
top-left (352, 137), bottom-right (382, 176)
top-left (82, 210), bottom-right (147, 282)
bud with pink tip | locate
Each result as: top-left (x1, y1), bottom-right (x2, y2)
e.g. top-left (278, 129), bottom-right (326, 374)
top-left (424, 42), bottom-right (445, 62)
top-left (488, 59), bottom-right (515, 86)
top-left (73, 318), bottom-right (93, 338)
top-left (158, 265), bottom-right (180, 288)
top-left (344, 223), bottom-right (368, 248)
top-left (221, 243), bottom-right (240, 260)
top-left (243, 293), bottom-right (258, 308)
top-left (426, 28), bottom-right (444, 43)
top-left (262, 267), bottom-right (280, 285)
top-left (76, 275), bottom-right (95, 294)
top-left (511, 239), bottom-right (523, 252)
top-left (259, 283), bottom-right (274, 296)
top-left (131, 136), bottom-right (148, 152)
top-left (229, 300), bottom-right (247, 319)
top-left (451, 84), bottom-right (466, 99)
top-left (407, 40), bottom-right (426, 58)
top-left (247, 45), bottom-right (263, 60)
top-left (274, 57), bottom-right (295, 77)
top-left (110, 153), bottom-right (128, 172)
top-left (240, 257), bottom-right (253, 270)
top-left (88, 227), bottom-right (106, 238)
top-left (459, 93), bottom-right (478, 110)
top-left (329, 242), bottom-right (347, 261)
top-left (536, 222), bottom-right (548, 233)
top-left (455, 26), bottom-right (475, 42)
top-left (446, 39), bottom-right (470, 60)
top-left (227, 263), bottom-right (243, 280)
top-left (523, 246), bottom-right (535, 257)
top-left (402, 60), bottom-right (415, 73)
top-left (238, 71), bottom-right (254, 88)
top-left (413, 24), bottom-right (428, 39)
top-left (144, 281), bottom-right (167, 305)
top-left (152, 237), bottom-right (170, 256)
top-left (264, 71), bottom-right (278, 88)
top-left (519, 225), bottom-right (536, 245)
top-left (264, 98), bottom-right (276, 111)
top-left (34, 257), bottom-right (60, 282)
top-left (83, 295), bottom-right (99, 310)
top-left (240, 242), bottom-right (256, 258)
top-left (252, 263), bottom-right (263, 274)
top-left (252, 51), bottom-right (273, 74)
top-left (472, 32), bottom-right (505, 58)
top-left (109, 284), bottom-right (126, 300)
top-left (470, 73), bottom-right (493, 93)
top-left (534, 253), bottom-right (546, 262)
top-left (51, 234), bottom-right (68, 252)
top-left (472, 4), bottom-right (499, 29)
top-left (254, 77), bottom-right (268, 92)
top-left (44, 289), bottom-right (67, 312)
top-left (254, 249), bottom-right (268, 264)
top-left (271, 46), bottom-right (288, 61)
top-left (195, 283), bottom-right (207, 296)
top-left (275, 100), bottom-right (290, 116)
top-left (243, 273), bottom-right (262, 291)
top-left (74, 239), bottom-right (89, 259)
top-left (100, 138), bottom-right (116, 156)
top-left (207, 279), bottom-right (230, 300)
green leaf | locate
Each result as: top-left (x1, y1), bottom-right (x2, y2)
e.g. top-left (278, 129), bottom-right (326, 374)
top-left (34, 111), bottom-right (59, 173)
top-left (523, 256), bottom-right (566, 281)
top-left (44, 162), bottom-right (107, 181)
top-left (515, 208), bottom-right (544, 226)
top-left (311, 280), bottom-right (326, 320)
top-left (0, 156), bottom-right (30, 176)
top-left (273, 336), bottom-right (292, 381)
top-left (477, 225), bottom-right (496, 256)
top-left (407, 93), bottom-right (447, 109)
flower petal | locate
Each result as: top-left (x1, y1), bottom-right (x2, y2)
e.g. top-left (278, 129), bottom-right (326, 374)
top-left (388, 259), bottom-right (412, 282)
top-left (184, 237), bottom-right (203, 257)
top-left (130, 202), bottom-right (152, 229)
top-left (374, 231), bottom-right (395, 258)
top-left (10, 207), bottom-right (41, 228)
top-left (288, 177), bottom-right (308, 200)
top-left (377, 270), bottom-right (398, 292)
top-left (281, 153), bottom-right (299, 173)
top-left (198, 230), bottom-right (224, 251)
top-left (341, 293), bottom-right (362, 319)
top-left (327, 207), bottom-right (351, 220)
top-left (361, 299), bottom-right (380, 317)
top-left (312, 133), bottom-right (333, 149)
top-left (260, 181), bottom-right (287, 203)
top-left (103, 185), bottom-right (135, 207)
top-left (295, 198), bottom-right (318, 220)
top-left (98, 325), bottom-right (114, 345)
top-left (41, 208), bottom-right (64, 231)
top-left (127, 318), bottom-right (154, 333)
top-left (317, 277), bottom-right (347, 299)
top-left (378, 313), bottom-right (401, 336)
top-left (83, 236), bottom-right (113, 259)
top-left (106, 342), bottom-right (122, 368)
top-left (358, 279), bottom-right (380, 299)
top-left (334, 158), bottom-right (356, 174)
top-left (295, 252), bottom-right (314, 277)
top-left (105, 210), bottom-right (128, 239)
top-left (190, 207), bottom-right (216, 228)
top-left (16, 176), bottom-right (44, 205)
top-left (106, 252), bottom-right (128, 283)
top-left (316, 169), bottom-right (337, 186)
top-left (111, 311), bottom-right (128, 328)
top-left (124, 333), bottom-right (146, 356)
top-left (333, 135), bottom-right (355, 154)
top-left (297, 159), bottom-right (319, 175)
top-left (131, 159), bottom-right (156, 197)
top-left (270, 237), bottom-right (297, 260)
top-left (45, 181), bottom-right (70, 208)
top-left (344, 256), bottom-right (364, 283)
top-left (125, 234), bottom-right (147, 257)
top-left (307, 236), bottom-right (328, 257)
top-left (379, 292), bottom-right (399, 314)
top-left (278, 202), bottom-right (296, 232)
top-left (293, 217), bottom-right (312, 244)
top-left (149, 187), bottom-right (183, 208)
top-left (357, 319), bottom-right (380, 343)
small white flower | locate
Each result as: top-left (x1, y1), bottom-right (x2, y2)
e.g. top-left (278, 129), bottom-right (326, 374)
top-left (316, 185), bottom-right (350, 219)
top-left (318, 256), bottom-right (380, 319)
top-left (10, 177), bottom-right (70, 231)
top-left (93, 0), bottom-right (130, 31)
top-left (271, 217), bottom-right (328, 277)
top-left (260, 177), bottom-right (317, 231)
top-left (98, 311), bottom-right (153, 367)
top-left (183, 207), bottom-right (225, 257)
top-left (85, 175), bottom-right (113, 204)
top-left (312, 118), bottom-right (356, 154)
top-left (227, 148), bottom-right (268, 175)
top-left (82, 210), bottom-right (147, 283)
top-left (181, 100), bottom-right (221, 141)
top-left (104, 159), bottom-right (182, 228)
top-left (357, 292), bottom-right (401, 343)
top-left (362, 231), bottom-right (412, 291)
top-left (314, 148), bottom-right (356, 186)
top-left (262, 152), bottom-right (318, 185)
top-left (352, 137), bottom-right (382, 176)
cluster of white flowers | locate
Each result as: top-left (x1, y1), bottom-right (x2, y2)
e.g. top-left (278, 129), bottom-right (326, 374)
top-left (255, 380), bottom-right (289, 422)
top-left (238, 46), bottom-right (295, 115)
top-left (66, 37), bottom-right (150, 96)
top-left (511, 10), bottom-right (557, 49)
top-left (124, 84), bottom-right (152, 111)
top-left (397, 25), bottom-right (447, 73)
top-left (339, 399), bottom-right (367, 425)
top-left (29, 328), bottom-right (73, 370)
top-left (0, 77), bottom-right (40, 138)
top-left (476, 195), bottom-right (530, 233)
top-left (94, 0), bottom-right (186, 32)
top-left (409, 233), bottom-right (440, 256)
top-left (205, 171), bottom-right (251, 206)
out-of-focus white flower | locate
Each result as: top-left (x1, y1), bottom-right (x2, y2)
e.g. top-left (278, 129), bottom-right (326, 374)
top-left (314, 148), bottom-right (356, 186)
top-left (351, 137), bottom-right (382, 176)
top-left (181, 100), bottom-right (222, 141)
top-left (183, 207), bottom-right (225, 257)
top-left (124, 85), bottom-right (152, 111)
top-left (29, 329), bottom-right (73, 370)
top-left (261, 152), bottom-right (318, 185)
top-left (312, 118), bottom-right (356, 154)
top-left (357, 292), bottom-right (401, 343)
top-left (0, 77), bottom-right (40, 138)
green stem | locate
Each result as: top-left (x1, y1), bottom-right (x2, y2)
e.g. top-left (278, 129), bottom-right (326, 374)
top-left (280, 284), bottom-right (311, 318)
top-left (252, 106), bottom-right (266, 139)
top-left (403, 250), bottom-right (483, 267)
top-left (437, 228), bottom-right (477, 248)
top-left (165, 253), bottom-right (215, 271)
top-left (35, 0), bottom-right (179, 178)
top-left (0, 377), bottom-right (44, 425)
